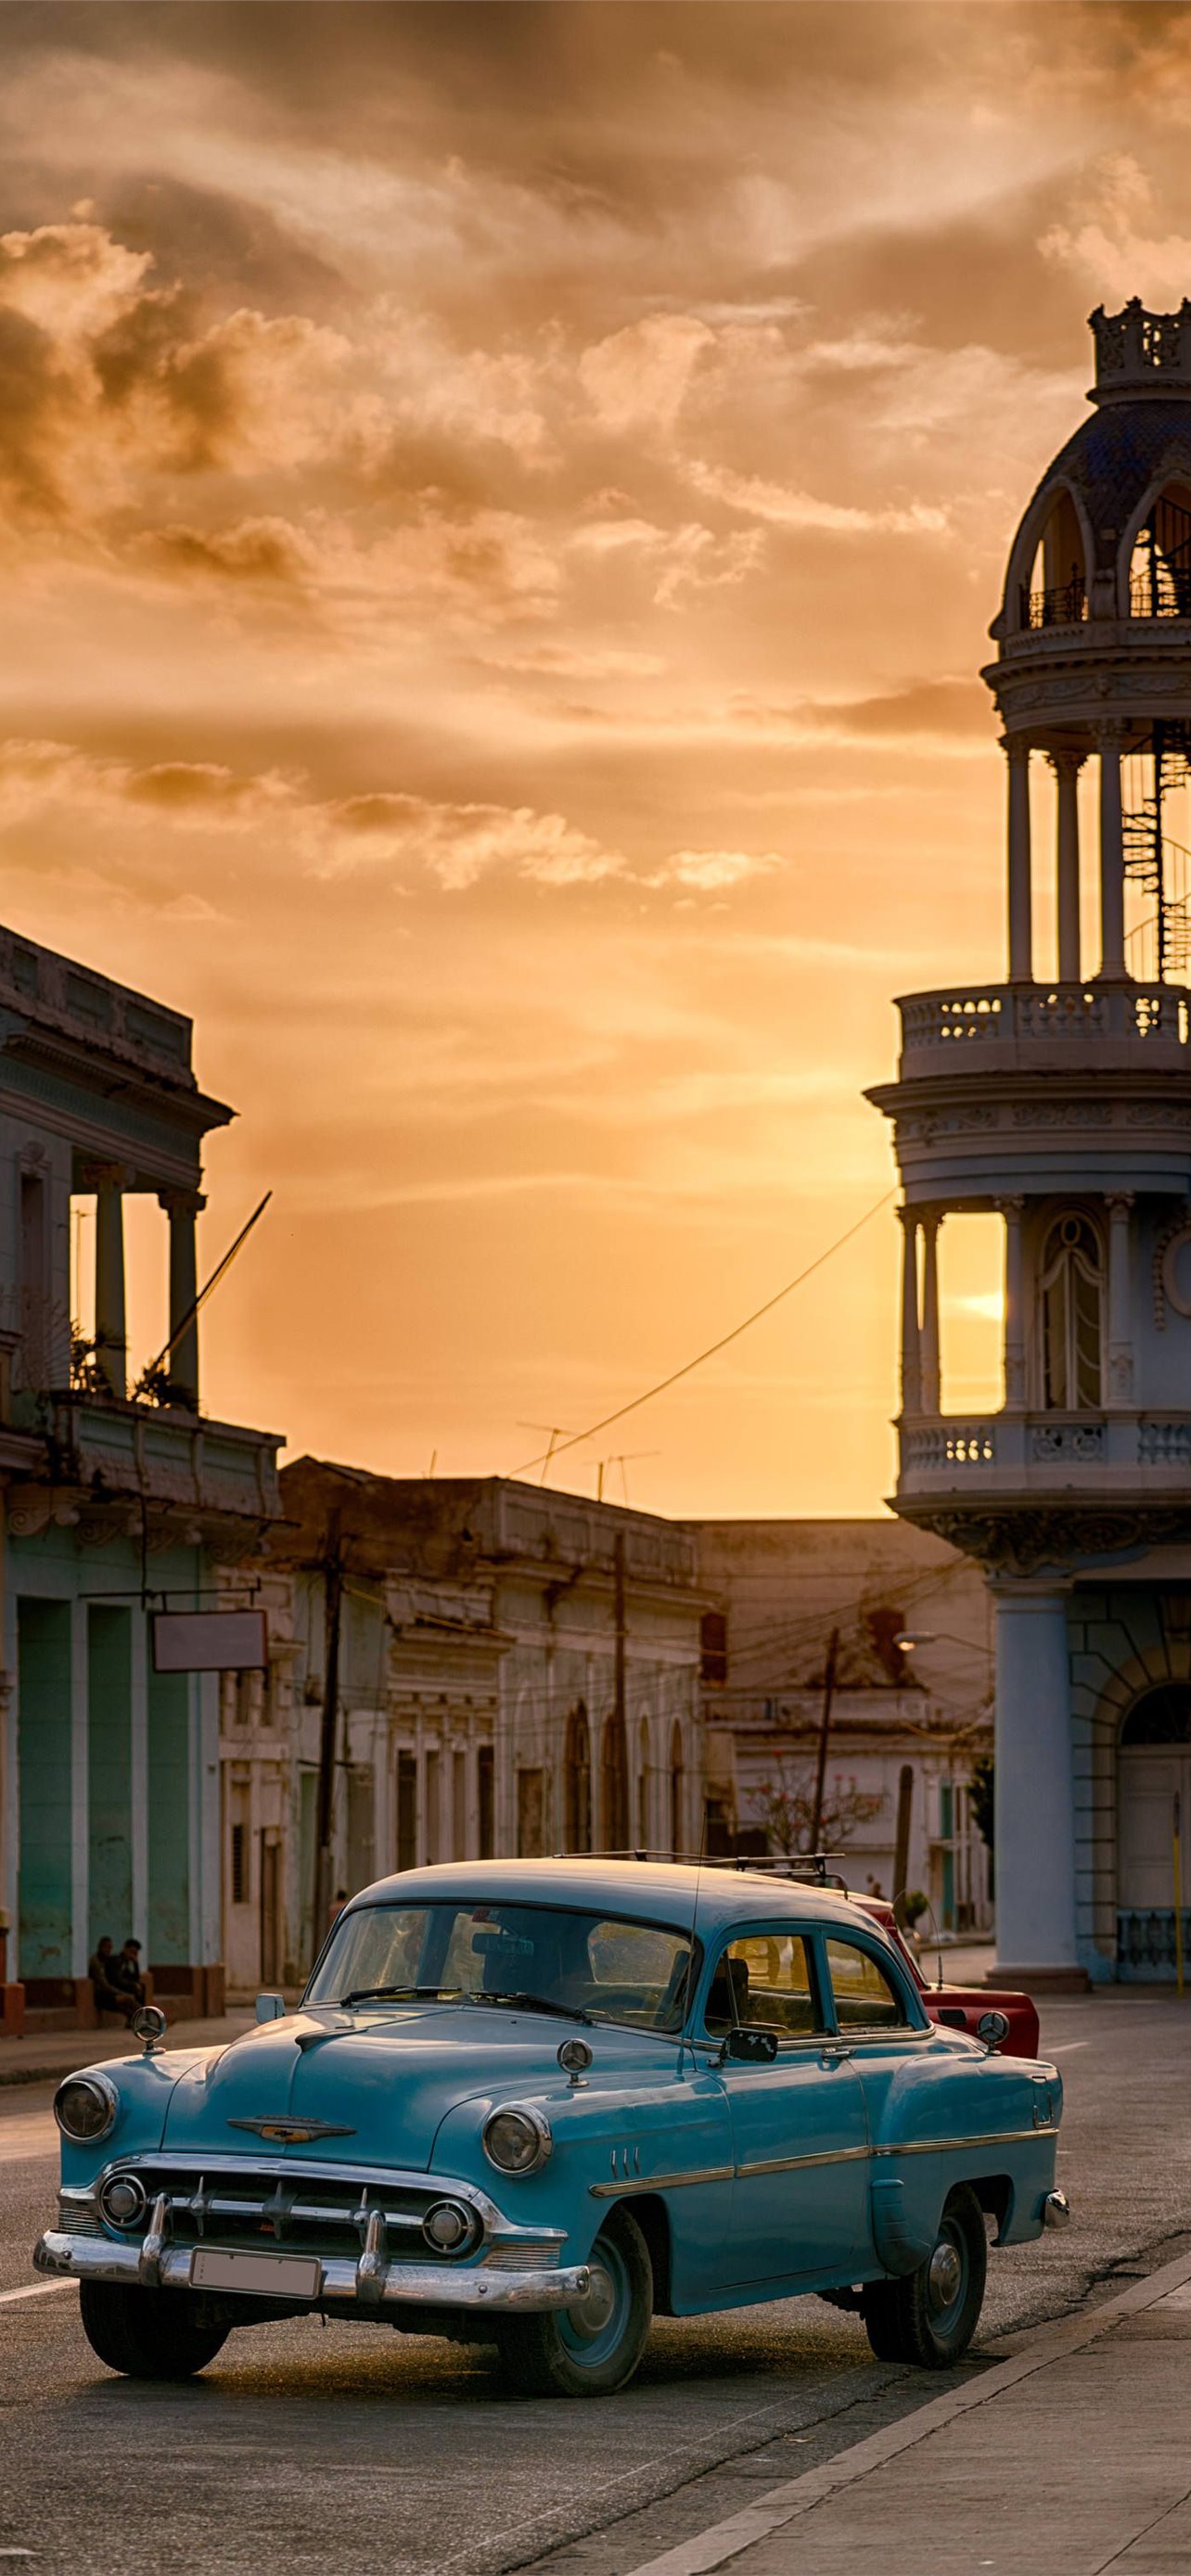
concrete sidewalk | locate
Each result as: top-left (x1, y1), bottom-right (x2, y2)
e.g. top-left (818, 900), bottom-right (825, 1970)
top-left (0, 2010), bottom-right (253, 2087)
top-left (621, 2249), bottom-right (1191, 2576)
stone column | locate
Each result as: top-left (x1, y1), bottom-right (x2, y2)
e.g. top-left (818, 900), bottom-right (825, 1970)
top-left (159, 1190), bottom-right (203, 1409)
top-left (1052, 750), bottom-right (1083, 982)
top-left (919, 1211), bottom-right (941, 1415)
top-left (992, 1584), bottom-right (1083, 1983)
top-left (1097, 721), bottom-right (1128, 979)
top-left (1106, 1192), bottom-right (1134, 1408)
top-left (898, 1207), bottom-right (922, 1416)
top-left (1000, 1196), bottom-right (1027, 1410)
top-left (1005, 738), bottom-right (1033, 982)
top-left (93, 1169), bottom-right (127, 1399)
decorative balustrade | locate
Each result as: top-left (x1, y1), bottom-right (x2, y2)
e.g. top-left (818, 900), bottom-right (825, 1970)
top-left (899, 1411), bottom-right (1191, 1496)
top-left (1118, 1910), bottom-right (1190, 1980)
top-left (898, 980), bottom-right (1189, 1073)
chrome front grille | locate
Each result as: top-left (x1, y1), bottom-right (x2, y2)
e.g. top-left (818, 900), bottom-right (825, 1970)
top-left (93, 2161), bottom-right (480, 2264)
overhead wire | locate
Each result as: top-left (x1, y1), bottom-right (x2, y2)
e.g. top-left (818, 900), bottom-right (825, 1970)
top-left (504, 1186), bottom-right (896, 1482)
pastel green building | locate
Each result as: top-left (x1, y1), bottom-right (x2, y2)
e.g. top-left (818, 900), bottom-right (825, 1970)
top-left (0, 925), bottom-right (281, 2031)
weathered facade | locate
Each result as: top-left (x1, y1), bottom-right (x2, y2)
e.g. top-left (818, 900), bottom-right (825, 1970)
top-left (869, 301), bottom-right (1191, 1985)
top-left (0, 925), bottom-right (281, 2032)
top-left (695, 1518), bottom-right (992, 1932)
top-left (220, 1463), bottom-right (710, 1996)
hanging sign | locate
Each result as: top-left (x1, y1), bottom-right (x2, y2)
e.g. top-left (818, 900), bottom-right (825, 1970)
top-left (152, 1610), bottom-right (268, 1673)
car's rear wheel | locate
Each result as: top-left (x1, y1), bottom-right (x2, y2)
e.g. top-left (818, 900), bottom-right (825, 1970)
top-left (79, 2280), bottom-right (229, 2379)
top-left (862, 2185), bottom-right (987, 2368)
top-left (493, 2208), bottom-right (652, 2397)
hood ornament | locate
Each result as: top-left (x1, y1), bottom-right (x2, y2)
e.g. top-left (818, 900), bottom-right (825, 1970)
top-left (227, 2117), bottom-right (356, 2144)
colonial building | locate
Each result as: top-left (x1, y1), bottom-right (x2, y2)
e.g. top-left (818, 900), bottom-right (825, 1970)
top-left (220, 1462), bottom-right (710, 1996)
top-left (0, 925), bottom-right (281, 2032)
top-left (869, 300), bottom-right (1191, 1986)
top-left (695, 1518), bottom-right (992, 1933)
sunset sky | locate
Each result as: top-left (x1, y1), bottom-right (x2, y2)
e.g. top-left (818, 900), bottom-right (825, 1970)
top-left (4, 1), bottom-right (1189, 1517)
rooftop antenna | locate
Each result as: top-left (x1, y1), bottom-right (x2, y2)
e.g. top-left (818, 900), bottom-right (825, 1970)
top-left (517, 1422), bottom-right (579, 1487)
top-left (140, 1192), bottom-right (272, 1386)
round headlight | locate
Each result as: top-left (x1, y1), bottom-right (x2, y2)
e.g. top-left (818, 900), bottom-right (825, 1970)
top-left (54, 2073), bottom-right (117, 2144)
top-left (99, 2174), bottom-right (147, 2230)
top-left (481, 2105), bottom-right (552, 2176)
top-left (422, 2198), bottom-right (476, 2254)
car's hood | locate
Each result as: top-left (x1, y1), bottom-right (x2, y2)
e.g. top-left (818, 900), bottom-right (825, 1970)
top-left (159, 2003), bottom-right (647, 2166)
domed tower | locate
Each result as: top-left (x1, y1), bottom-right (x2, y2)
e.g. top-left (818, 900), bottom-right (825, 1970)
top-left (868, 300), bottom-right (1191, 1992)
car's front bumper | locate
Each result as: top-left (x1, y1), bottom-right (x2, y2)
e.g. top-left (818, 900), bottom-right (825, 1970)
top-left (33, 2227), bottom-right (590, 2315)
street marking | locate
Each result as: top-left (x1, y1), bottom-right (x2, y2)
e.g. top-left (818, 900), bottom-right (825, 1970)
top-left (1048, 2041), bottom-right (1089, 2052)
top-left (0, 2281), bottom-right (74, 2307)
top-left (617, 2246), bottom-right (1191, 2576)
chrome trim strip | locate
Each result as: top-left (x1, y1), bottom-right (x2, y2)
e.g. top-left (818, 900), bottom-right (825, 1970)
top-left (873, 2126), bottom-right (1057, 2159)
top-left (736, 2146), bottom-right (871, 2178)
top-left (33, 2231), bottom-right (588, 2315)
top-left (590, 2163), bottom-right (734, 2199)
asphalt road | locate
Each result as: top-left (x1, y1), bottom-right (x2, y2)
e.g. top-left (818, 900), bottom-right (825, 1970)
top-left (2, 1993), bottom-right (1189, 2576)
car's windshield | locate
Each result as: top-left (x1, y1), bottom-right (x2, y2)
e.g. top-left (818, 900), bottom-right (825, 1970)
top-left (306, 1901), bottom-right (698, 2032)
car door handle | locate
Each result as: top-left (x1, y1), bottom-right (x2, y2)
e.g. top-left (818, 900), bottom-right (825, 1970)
top-left (819, 2045), bottom-right (852, 2065)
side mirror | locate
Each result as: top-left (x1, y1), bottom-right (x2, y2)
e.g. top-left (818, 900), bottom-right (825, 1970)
top-left (723, 2025), bottom-right (779, 2065)
top-left (255, 1992), bottom-right (287, 2023)
top-left (977, 2009), bottom-right (1010, 2054)
top-left (132, 2004), bottom-right (168, 2056)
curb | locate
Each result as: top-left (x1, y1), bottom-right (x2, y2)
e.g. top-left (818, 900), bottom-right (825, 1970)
top-left (618, 2244), bottom-right (1191, 2576)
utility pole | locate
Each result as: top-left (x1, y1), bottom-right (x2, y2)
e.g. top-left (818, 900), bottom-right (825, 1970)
top-left (313, 1508), bottom-right (344, 1958)
top-left (613, 1531), bottom-right (627, 1846)
top-left (809, 1626), bottom-right (839, 1855)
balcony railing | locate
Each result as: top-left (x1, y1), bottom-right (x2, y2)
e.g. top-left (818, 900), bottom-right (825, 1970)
top-left (12, 1394), bottom-right (281, 1521)
top-left (1019, 574), bottom-right (1086, 630)
top-left (897, 981), bottom-right (1189, 1077)
top-left (898, 1411), bottom-right (1191, 1500)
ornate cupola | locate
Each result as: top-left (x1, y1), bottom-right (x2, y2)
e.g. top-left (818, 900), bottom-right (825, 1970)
top-left (867, 302), bottom-right (1191, 1991)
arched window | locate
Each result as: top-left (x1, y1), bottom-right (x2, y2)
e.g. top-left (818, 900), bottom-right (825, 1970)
top-left (563, 1704), bottom-right (591, 1853)
top-left (601, 1711), bottom-right (629, 1850)
top-left (1129, 483), bottom-right (1191, 617)
top-left (669, 1720), bottom-right (685, 1858)
top-left (636, 1718), bottom-right (651, 1850)
top-left (1039, 1213), bottom-right (1103, 1410)
top-left (1121, 1685), bottom-right (1191, 1746)
top-left (1018, 486), bottom-right (1087, 630)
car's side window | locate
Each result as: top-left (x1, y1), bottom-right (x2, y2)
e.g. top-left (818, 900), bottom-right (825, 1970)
top-left (704, 1933), bottom-right (819, 2041)
top-left (823, 1937), bottom-right (910, 2032)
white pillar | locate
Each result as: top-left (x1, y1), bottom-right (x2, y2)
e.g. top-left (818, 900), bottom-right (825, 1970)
top-left (94, 1171), bottom-right (127, 1399)
top-left (898, 1208), bottom-right (922, 1416)
top-left (160, 1189), bottom-right (202, 1409)
top-left (993, 1586), bottom-right (1080, 1977)
top-left (1001, 1195), bottom-right (1026, 1410)
top-left (1005, 739), bottom-right (1033, 982)
top-left (919, 1212), bottom-right (941, 1415)
top-left (1053, 752), bottom-right (1082, 981)
top-left (1097, 723), bottom-right (1127, 979)
top-left (1106, 1192), bottom-right (1134, 1407)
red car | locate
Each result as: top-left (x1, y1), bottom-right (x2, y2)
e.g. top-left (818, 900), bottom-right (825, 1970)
top-left (854, 1896), bottom-right (1041, 2058)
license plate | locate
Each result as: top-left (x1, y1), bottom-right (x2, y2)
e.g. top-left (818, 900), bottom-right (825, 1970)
top-left (190, 2249), bottom-right (322, 2299)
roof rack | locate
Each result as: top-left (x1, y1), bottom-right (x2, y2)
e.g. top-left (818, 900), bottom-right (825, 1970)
top-left (551, 1849), bottom-right (851, 1892)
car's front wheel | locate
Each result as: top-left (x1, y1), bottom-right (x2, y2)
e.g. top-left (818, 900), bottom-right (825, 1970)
top-left (862, 2184), bottom-right (987, 2368)
top-left (79, 2281), bottom-right (230, 2379)
top-left (493, 2207), bottom-right (653, 2397)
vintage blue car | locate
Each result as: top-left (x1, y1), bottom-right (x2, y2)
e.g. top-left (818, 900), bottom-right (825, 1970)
top-left (35, 1859), bottom-right (1069, 2396)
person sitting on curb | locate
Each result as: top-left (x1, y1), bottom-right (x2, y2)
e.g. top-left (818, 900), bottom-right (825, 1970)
top-left (87, 1935), bottom-right (136, 2025)
top-left (112, 1938), bottom-right (147, 2010)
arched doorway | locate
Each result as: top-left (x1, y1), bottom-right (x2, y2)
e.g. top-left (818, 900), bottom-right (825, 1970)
top-left (601, 1711), bottom-right (629, 1850)
top-left (1038, 1211), bottom-right (1104, 1409)
top-left (562, 1706), bottom-right (591, 1854)
top-left (1117, 1684), bottom-right (1191, 1978)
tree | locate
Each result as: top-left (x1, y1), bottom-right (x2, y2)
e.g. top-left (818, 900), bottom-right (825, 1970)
top-left (751, 1759), bottom-right (883, 1859)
